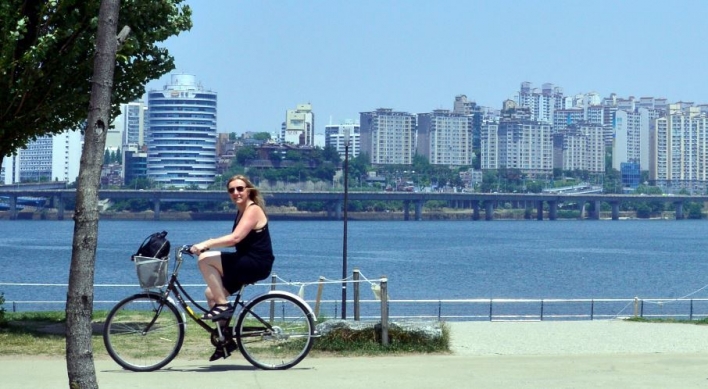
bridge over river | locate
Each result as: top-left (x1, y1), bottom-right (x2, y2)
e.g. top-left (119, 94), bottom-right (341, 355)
top-left (0, 185), bottom-right (702, 221)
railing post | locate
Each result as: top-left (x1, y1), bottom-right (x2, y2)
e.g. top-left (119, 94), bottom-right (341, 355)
top-left (380, 276), bottom-right (389, 346)
top-left (489, 299), bottom-right (493, 321)
top-left (540, 299), bottom-right (544, 321)
top-left (438, 300), bottom-right (442, 320)
top-left (314, 276), bottom-right (325, 318)
top-left (633, 296), bottom-right (639, 318)
top-left (353, 268), bottom-right (360, 321)
top-left (590, 299), bottom-right (594, 320)
top-left (270, 274), bottom-right (276, 322)
top-left (690, 299), bottom-right (694, 320)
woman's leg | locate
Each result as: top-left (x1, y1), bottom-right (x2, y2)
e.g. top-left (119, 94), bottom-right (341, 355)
top-left (198, 251), bottom-right (229, 306)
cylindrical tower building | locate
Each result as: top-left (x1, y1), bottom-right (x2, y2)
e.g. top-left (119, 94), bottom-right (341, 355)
top-left (147, 74), bottom-right (217, 188)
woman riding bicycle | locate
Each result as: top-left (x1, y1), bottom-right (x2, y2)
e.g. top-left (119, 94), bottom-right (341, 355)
top-left (189, 174), bottom-right (275, 360)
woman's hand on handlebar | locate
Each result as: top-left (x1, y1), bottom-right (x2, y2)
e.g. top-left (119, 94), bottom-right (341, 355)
top-left (188, 244), bottom-right (209, 255)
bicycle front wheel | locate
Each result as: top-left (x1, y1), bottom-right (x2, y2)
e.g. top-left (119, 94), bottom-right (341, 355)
top-left (103, 293), bottom-right (185, 372)
top-left (236, 293), bottom-right (315, 370)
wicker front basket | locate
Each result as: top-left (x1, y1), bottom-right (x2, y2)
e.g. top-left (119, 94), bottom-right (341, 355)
top-left (134, 256), bottom-right (169, 289)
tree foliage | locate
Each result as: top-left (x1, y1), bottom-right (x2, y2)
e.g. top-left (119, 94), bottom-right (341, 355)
top-left (0, 0), bottom-right (192, 172)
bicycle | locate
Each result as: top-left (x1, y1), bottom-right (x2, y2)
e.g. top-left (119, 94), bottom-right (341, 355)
top-left (102, 245), bottom-right (317, 372)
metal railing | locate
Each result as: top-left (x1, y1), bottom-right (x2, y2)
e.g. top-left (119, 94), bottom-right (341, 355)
top-left (3, 282), bottom-right (708, 322)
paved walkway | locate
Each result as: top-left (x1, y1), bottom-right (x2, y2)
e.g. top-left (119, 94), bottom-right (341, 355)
top-left (3, 320), bottom-right (708, 389)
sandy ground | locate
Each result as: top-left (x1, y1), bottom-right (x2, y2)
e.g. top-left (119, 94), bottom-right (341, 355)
top-left (2, 319), bottom-right (708, 389)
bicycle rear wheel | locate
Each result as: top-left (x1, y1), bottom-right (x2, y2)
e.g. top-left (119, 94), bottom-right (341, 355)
top-left (236, 293), bottom-right (315, 370)
top-left (103, 293), bottom-right (185, 372)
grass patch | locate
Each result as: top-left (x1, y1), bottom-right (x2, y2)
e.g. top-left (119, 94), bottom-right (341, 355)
top-left (625, 317), bottom-right (708, 325)
top-left (1, 312), bottom-right (450, 358)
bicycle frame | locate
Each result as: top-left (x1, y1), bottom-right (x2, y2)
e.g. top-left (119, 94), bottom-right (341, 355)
top-left (151, 246), bottom-right (317, 342)
top-left (104, 244), bottom-right (318, 371)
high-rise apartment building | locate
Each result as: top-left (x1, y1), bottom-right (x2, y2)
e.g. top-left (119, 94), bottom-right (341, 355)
top-left (1, 130), bottom-right (82, 184)
top-left (480, 122), bottom-right (499, 170)
top-left (652, 104), bottom-right (708, 193)
top-left (613, 109), bottom-right (650, 171)
top-left (325, 120), bottom-right (360, 159)
top-left (121, 100), bottom-right (147, 147)
top-left (481, 100), bottom-right (552, 175)
top-left (146, 74), bottom-right (217, 188)
top-left (553, 108), bottom-right (585, 132)
top-left (282, 103), bottom-right (315, 146)
top-left (516, 82), bottom-right (565, 123)
top-left (417, 109), bottom-right (473, 166)
top-left (359, 108), bottom-right (416, 165)
top-left (553, 124), bottom-right (605, 173)
top-left (452, 94), bottom-right (483, 151)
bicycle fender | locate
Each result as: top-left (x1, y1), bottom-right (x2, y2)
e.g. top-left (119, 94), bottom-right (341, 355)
top-left (265, 290), bottom-right (317, 322)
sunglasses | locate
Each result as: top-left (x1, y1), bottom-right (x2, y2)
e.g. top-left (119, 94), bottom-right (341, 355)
top-left (227, 186), bottom-right (247, 194)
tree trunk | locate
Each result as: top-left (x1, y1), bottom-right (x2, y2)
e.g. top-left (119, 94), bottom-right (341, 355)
top-left (66, 0), bottom-right (120, 388)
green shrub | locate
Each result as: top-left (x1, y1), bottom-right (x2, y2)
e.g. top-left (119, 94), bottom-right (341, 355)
top-left (314, 323), bottom-right (449, 354)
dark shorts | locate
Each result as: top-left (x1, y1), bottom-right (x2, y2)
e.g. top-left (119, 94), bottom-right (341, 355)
top-left (220, 251), bottom-right (274, 294)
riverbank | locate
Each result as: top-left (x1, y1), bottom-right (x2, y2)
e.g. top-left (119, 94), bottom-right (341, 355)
top-left (0, 207), bottom-right (666, 221)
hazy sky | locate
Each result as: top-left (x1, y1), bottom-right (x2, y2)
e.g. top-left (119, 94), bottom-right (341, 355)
top-left (144, 0), bottom-right (708, 135)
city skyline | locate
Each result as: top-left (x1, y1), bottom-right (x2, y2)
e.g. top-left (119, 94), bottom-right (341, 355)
top-left (144, 0), bottom-right (708, 135)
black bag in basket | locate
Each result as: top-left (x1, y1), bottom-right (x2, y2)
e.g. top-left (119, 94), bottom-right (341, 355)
top-left (132, 231), bottom-right (171, 260)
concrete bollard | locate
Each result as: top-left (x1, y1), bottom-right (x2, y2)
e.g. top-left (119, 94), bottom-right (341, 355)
top-left (314, 276), bottom-right (325, 318)
top-left (380, 276), bottom-right (389, 346)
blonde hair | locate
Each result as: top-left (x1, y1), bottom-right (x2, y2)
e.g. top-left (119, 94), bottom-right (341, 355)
top-left (227, 175), bottom-right (266, 211)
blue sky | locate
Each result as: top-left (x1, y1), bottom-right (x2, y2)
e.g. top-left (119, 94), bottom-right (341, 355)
top-left (145, 0), bottom-right (708, 135)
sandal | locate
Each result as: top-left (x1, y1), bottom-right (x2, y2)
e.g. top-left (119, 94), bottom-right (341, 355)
top-left (201, 303), bottom-right (233, 320)
top-left (209, 339), bottom-right (237, 362)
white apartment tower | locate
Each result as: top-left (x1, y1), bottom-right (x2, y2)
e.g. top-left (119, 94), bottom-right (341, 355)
top-left (613, 109), bottom-right (650, 171)
top-left (359, 108), bottom-right (416, 165)
top-left (417, 109), bottom-right (473, 165)
top-left (324, 120), bottom-right (360, 159)
top-left (283, 103), bottom-right (315, 146)
top-left (653, 104), bottom-right (708, 193)
top-left (482, 114), bottom-right (553, 176)
top-left (121, 100), bottom-right (147, 148)
top-left (1, 131), bottom-right (82, 184)
top-left (480, 122), bottom-right (499, 170)
top-left (553, 124), bottom-right (605, 173)
top-left (516, 82), bottom-right (565, 123)
top-left (147, 74), bottom-right (217, 188)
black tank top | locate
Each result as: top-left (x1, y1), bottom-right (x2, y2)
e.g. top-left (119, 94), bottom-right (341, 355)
top-left (231, 204), bottom-right (274, 262)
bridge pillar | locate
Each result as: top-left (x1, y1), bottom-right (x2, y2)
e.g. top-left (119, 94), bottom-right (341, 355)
top-left (536, 201), bottom-right (543, 220)
top-left (153, 198), bottom-right (161, 221)
top-left (548, 201), bottom-right (557, 220)
top-left (56, 195), bottom-right (65, 220)
top-left (591, 200), bottom-right (601, 220)
top-left (403, 200), bottom-right (410, 221)
top-left (611, 202), bottom-right (620, 220)
top-left (335, 200), bottom-right (342, 219)
top-left (9, 195), bottom-right (17, 220)
top-left (485, 201), bottom-right (493, 221)
top-left (472, 200), bottom-right (480, 220)
top-left (675, 202), bottom-right (684, 220)
top-left (415, 200), bottom-right (423, 221)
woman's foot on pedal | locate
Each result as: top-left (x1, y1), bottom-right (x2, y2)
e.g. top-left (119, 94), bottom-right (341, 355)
top-left (202, 303), bottom-right (233, 320)
top-left (208, 340), bottom-right (237, 362)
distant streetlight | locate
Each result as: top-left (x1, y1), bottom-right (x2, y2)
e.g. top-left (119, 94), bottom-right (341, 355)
top-left (341, 128), bottom-right (350, 320)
